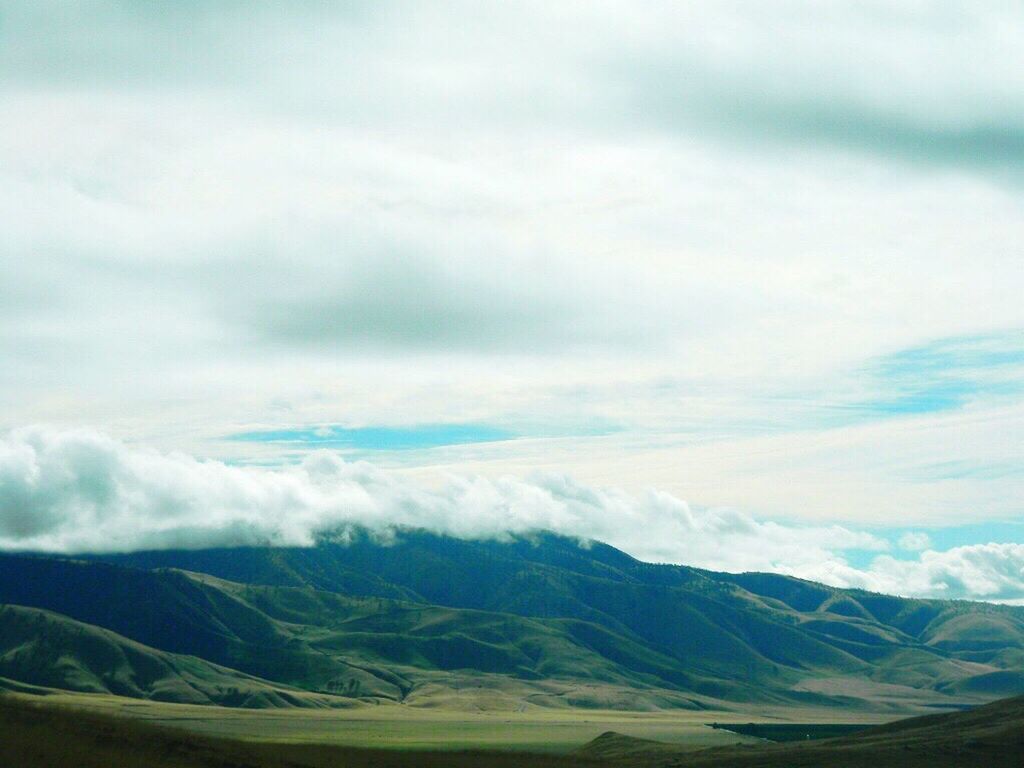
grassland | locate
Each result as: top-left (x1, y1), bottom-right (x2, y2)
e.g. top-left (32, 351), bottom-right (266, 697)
top-left (14, 688), bottom-right (901, 753)
top-left (4, 691), bottom-right (1023, 768)
top-left (0, 693), bottom-right (593, 768)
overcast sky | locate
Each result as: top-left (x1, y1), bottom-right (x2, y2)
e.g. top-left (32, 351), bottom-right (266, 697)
top-left (2, 2), bottom-right (1024, 600)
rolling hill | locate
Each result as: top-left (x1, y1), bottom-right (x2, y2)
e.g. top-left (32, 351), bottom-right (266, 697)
top-left (0, 530), bottom-right (1022, 711)
top-left (0, 605), bottom-right (342, 708)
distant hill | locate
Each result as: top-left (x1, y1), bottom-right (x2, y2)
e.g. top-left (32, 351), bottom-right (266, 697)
top-left (0, 530), bottom-right (1022, 711)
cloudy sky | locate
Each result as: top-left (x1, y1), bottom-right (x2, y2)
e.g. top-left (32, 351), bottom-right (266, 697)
top-left (2, 1), bottom-right (1024, 600)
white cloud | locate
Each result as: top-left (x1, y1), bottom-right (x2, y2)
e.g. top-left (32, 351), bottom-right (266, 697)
top-left (1, 2), bottom-right (1023, 551)
top-left (817, 543), bottom-right (1024, 603)
top-left (5, 426), bottom-right (1024, 601)
top-left (1, 426), bottom-right (884, 572)
top-left (899, 531), bottom-right (932, 551)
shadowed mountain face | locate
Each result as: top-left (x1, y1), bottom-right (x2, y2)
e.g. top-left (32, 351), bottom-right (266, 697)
top-left (1, 531), bottom-right (1023, 710)
top-left (0, 605), bottom-right (337, 708)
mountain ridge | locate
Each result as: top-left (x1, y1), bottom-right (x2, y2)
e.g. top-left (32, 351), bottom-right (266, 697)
top-left (1, 530), bottom-right (1022, 712)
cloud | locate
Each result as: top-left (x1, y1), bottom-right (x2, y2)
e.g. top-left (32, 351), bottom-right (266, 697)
top-left (1, 426), bottom-right (884, 570)
top-left (219, 244), bottom-right (670, 354)
top-left (815, 543), bottom-right (1024, 603)
top-left (5, 426), bottom-right (1024, 601)
top-left (4, 1), bottom-right (1024, 368)
top-left (5, 2), bottom-right (1024, 172)
top-left (899, 531), bottom-right (932, 552)
top-left (1, 2), bottom-right (1024, 551)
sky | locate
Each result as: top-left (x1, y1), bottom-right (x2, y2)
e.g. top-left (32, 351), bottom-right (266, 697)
top-left (2, 1), bottom-right (1024, 601)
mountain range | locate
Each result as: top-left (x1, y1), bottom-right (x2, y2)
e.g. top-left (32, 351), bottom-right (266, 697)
top-left (1, 530), bottom-right (1022, 712)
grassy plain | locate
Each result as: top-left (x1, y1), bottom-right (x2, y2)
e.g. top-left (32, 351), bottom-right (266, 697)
top-left (30, 690), bottom-right (891, 753)
top-left (0, 694), bottom-right (589, 768)
top-left (5, 692), bottom-right (1022, 768)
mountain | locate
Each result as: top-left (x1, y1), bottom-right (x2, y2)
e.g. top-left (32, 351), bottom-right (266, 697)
top-left (1, 530), bottom-right (1023, 711)
top-left (0, 554), bottom-right (730, 709)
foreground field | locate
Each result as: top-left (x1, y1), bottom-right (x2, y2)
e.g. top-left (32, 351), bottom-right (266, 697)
top-left (24, 690), bottom-right (799, 752)
top-left (3, 692), bottom-right (1023, 768)
top-left (0, 694), bottom-right (585, 768)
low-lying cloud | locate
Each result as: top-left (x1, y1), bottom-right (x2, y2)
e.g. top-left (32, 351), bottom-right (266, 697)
top-left (0, 426), bottom-right (877, 560)
top-left (3, 426), bottom-right (1022, 602)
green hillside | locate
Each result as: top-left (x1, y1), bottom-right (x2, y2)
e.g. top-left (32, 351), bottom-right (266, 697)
top-left (0, 605), bottom-right (339, 708)
top-left (0, 558), bottom-right (739, 709)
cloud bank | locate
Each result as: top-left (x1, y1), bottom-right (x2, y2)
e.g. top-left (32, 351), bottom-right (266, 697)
top-left (3, 426), bottom-right (1022, 602)
top-left (2, 1), bottom-right (1024, 537)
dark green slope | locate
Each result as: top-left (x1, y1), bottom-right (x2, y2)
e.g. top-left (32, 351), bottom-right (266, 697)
top-left (0, 556), bottom-right (405, 700)
top-left (0, 555), bottom-right (749, 705)
top-left (0, 605), bottom-right (335, 707)
top-left (224, 574), bottom-right (721, 695)
top-left (91, 536), bottom-right (886, 687)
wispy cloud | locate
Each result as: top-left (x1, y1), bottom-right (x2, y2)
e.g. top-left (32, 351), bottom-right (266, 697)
top-left (858, 330), bottom-right (1024, 415)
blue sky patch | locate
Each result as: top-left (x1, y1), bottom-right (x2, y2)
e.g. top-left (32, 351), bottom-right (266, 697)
top-left (842, 521), bottom-right (1024, 569)
top-left (849, 329), bottom-right (1024, 418)
top-left (230, 423), bottom-right (515, 451)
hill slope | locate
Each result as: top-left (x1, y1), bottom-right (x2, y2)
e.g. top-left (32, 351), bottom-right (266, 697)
top-left (0, 605), bottom-right (343, 708)
top-left (0, 556), bottom-right (729, 709)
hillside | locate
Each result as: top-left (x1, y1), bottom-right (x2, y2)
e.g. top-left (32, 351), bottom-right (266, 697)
top-left (98, 531), bottom-right (1024, 662)
top-left (0, 556), bottom-right (740, 710)
top-left (1, 531), bottom-right (1022, 711)
top-left (0, 605), bottom-right (343, 708)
